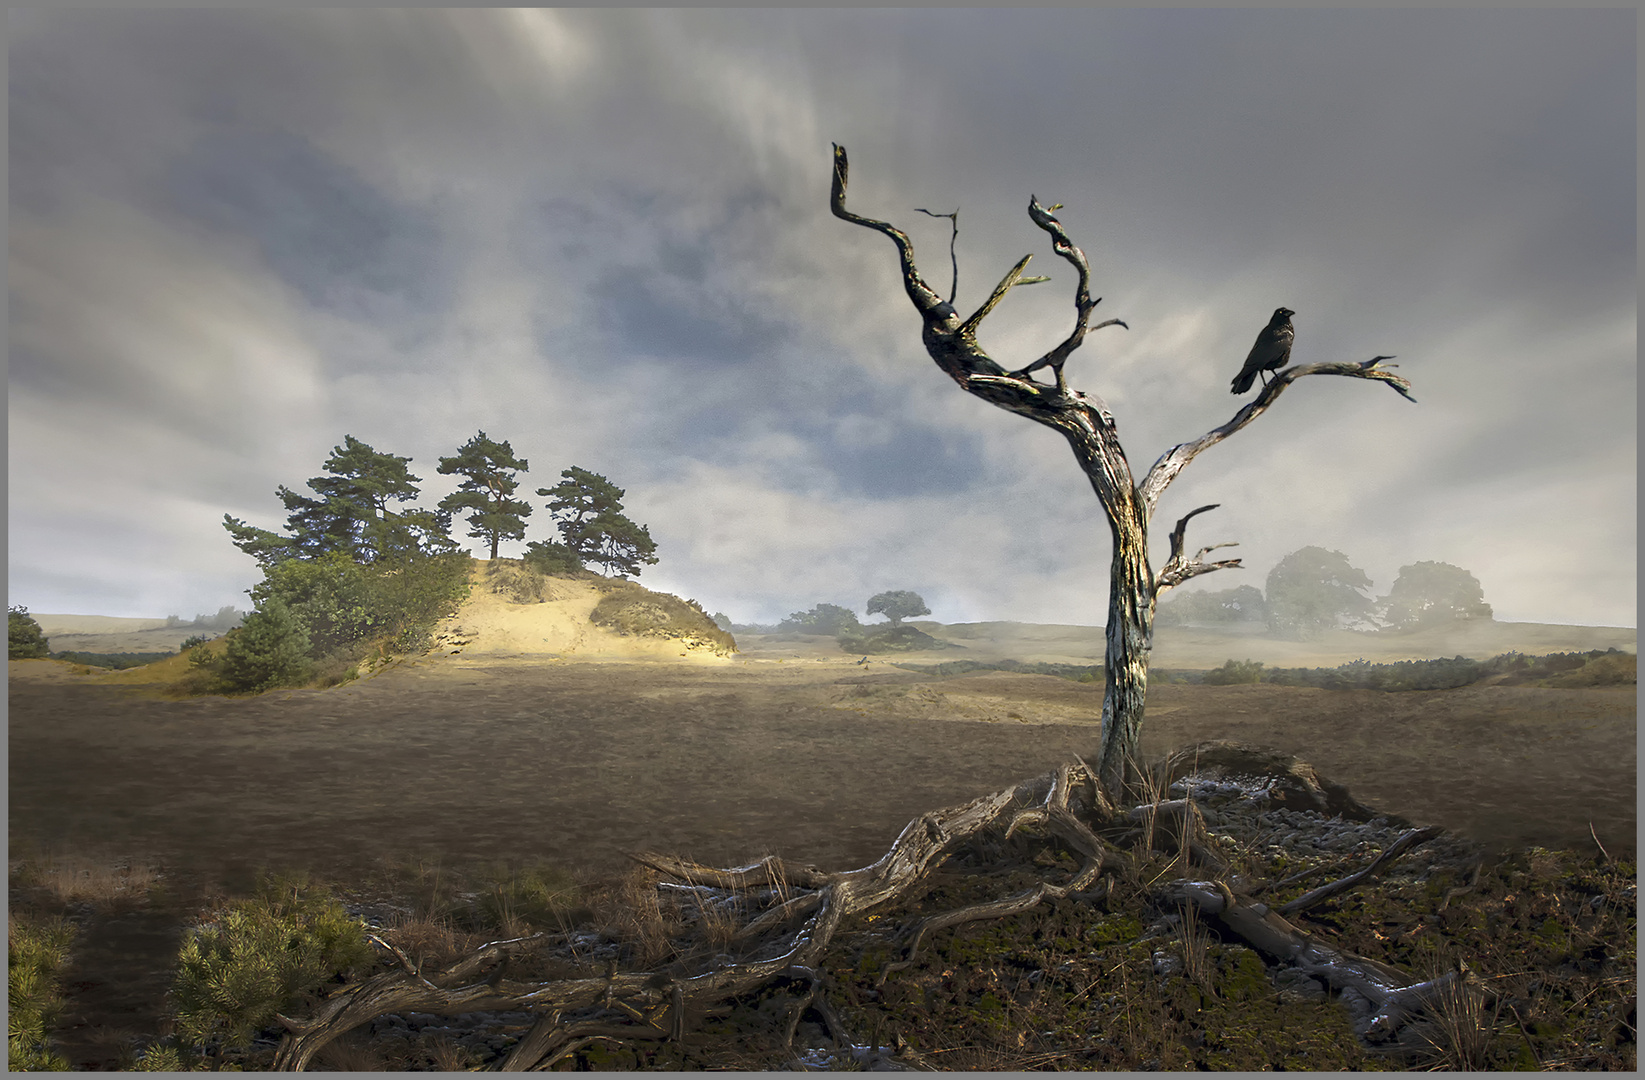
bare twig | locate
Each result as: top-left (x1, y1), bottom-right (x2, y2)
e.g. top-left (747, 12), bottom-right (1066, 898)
top-left (1278, 826), bottom-right (1443, 917)
top-left (913, 206), bottom-right (960, 304)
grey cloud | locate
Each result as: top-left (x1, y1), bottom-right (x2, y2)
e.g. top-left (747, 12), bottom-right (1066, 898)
top-left (163, 129), bottom-right (458, 351)
top-left (7, 9), bottom-right (1633, 629)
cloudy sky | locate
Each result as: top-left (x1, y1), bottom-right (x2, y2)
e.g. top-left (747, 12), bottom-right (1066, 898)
top-left (8, 8), bottom-right (1636, 629)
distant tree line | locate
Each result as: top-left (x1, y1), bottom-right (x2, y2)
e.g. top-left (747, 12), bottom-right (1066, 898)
top-left (207, 433), bottom-right (662, 693)
top-left (1155, 546), bottom-right (1493, 640)
top-left (165, 607), bottom-right (247, 632)
top-left (712, 590), bottom-right (937, 654)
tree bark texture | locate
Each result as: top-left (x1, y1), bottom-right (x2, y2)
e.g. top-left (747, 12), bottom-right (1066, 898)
top-left (830, 143), bottom-right (1414, 789)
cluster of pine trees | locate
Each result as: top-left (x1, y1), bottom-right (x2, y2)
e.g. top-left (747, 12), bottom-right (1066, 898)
top-left (223, 432), bottom-right (657, 578)
top-left (197, 433), bottom-right (661, 693)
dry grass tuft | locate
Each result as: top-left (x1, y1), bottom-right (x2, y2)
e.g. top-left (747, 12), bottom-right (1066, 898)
top-left (378, 913), bottom-right (477, 973)
top-left (589, 865), bottom-right (683, 969)
top-left (12, 853), bottom-right (160, 905)
top-left (423, 1036), bottom-right (480, 1071)
top-left (1409, 965), bottom-right (1502, 1070)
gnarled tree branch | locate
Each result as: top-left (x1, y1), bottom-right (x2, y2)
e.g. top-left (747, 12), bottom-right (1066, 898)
top-left (1138, 357), bottom-right (1414, 519)
top-left (1012, 195), bottom-right (1128, 389)
top-left (1155, 503), bottom-right (1243, 595)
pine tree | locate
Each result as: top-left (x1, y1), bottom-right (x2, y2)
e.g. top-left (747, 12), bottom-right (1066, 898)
top-left (537, 467), bottom-right (659, 577)
top-left (224, 436), bottom-right (447, 566)
top-left (437, 432), bottom-right (533, 560)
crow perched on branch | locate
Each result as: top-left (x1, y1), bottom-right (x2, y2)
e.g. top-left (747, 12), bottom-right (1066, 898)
top-left (1231, 307), bottom-right (1295, 394)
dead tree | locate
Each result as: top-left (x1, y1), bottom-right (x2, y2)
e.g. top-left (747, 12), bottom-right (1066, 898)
top-left (263, 152), bottom-right (1454, 1071)
top-left (830, 143), bottom-right (1414, 792)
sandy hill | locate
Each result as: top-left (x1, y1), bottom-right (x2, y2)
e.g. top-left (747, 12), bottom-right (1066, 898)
top-left (431, 561), bottom-right (736, 662)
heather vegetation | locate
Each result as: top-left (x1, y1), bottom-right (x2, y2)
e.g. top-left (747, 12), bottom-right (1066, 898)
top-left (46, 651), bottom-right (177, 671)
top-left (11, 809), bottom-right (1633, 1071)
top-left (587, 576), bottom-right (738, 656)
top-left (898, 649), bottom-right (1635, 692)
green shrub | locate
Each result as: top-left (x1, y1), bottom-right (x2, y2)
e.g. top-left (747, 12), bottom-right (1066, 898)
top-left (523, 539), bottom-right (584, 575)
top-left (171, 874), bottom-right (373, 1050)
top-left (247, 550), bottom-right (471, 661)
top-left (1204, 659), bottom-right (1266, 685)
top-left (218, 600), bottom-right (313, 693)
top-left (837, 623), bottom-right (943, 654)
top-left (8, 606), bottom-right (50, 660)
top-left (1479, 647), bottom-right (1635, 687)
top-left (779, 603), bottom-right (861, 636)
top-left (179, 635), bottom-right (211, 652)
top-left (590, 581), bottom-right (737, 654)
top-left (8, 915), bottom-right (75, 1071)
top-left (474, 862), bottom-right (582, 934)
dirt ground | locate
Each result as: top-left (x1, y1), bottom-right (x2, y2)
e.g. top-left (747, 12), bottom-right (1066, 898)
top-left (7, 615), bottom-right (1636, 1070)
top-left (9, 644), bottom-right (1635, 889)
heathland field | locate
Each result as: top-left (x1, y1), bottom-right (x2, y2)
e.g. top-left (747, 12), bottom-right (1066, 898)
top-left (8, 592), bottom-right (1635, 1070)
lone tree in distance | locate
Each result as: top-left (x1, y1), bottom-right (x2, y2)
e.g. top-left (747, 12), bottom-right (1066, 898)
top-left (437, 431), bottom-right (533, 561)
top-left (1377, 560), bottom-right (1493, 631)
top-left (831, 143), bottom-right (1415, 791)
top-left (867, 590), bottom-right (931, 627)
top-left (1264, 546), bottom-right (1377, 640)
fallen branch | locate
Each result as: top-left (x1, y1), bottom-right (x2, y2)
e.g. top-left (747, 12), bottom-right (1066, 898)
top-left (270, 751), bottom-right (1467, 1069)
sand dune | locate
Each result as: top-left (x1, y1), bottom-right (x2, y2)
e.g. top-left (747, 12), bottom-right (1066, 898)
top-left (429, 569), bottom-right (732, 663)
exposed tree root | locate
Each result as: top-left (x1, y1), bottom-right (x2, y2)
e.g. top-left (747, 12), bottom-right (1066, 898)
top-left (270, 745), bottom-right (1474, 1070)
top-left (1161, 877), bottom-right (1467, 1045)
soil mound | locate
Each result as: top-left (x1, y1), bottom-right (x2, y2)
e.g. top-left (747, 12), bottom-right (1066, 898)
top-left (429, 560), bottom-right (735, 662)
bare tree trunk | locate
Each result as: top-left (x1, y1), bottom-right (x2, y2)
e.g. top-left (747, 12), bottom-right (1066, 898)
top-left (829, 143), bottom-right (1414, 787)
top-left (1100, 509), bottom-right (1154, 793)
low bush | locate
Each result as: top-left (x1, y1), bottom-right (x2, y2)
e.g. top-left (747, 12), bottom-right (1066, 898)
top-left (483, 558), bottom-right (575, 604)
top-left (218, 599), bottom-right (314, 693)
top-left (1480, 647), bottom-right (1635, 687)
top-left (1186, 649), bottom-right (1635, 691)
top-left (9, 605), bottom-right (50, 660)
top-left (892, 659), bottom-right (1106, 682)
top-left (8, 914), bottom-right (75, 1071)
top-left (1203, 658), bottom-right (1267, 685)
top-left (170, 874), bottom-right (373, 1051)
top-left (838, 624), bottom-right (945, 654)
top-left (590, 580), bottom-right (737, 655)
top-left (522, 539), bottom-right (584, 576)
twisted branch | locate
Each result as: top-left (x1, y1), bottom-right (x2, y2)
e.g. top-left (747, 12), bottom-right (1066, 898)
top-left (1155, 503), bottom-right (1243, 594)
top-left (1138, 356), bottom-right (1414, 520)
top-left (1012, 196), bottom-right (1128, 388)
